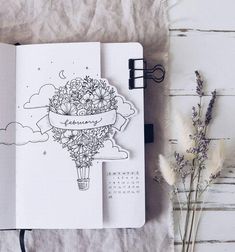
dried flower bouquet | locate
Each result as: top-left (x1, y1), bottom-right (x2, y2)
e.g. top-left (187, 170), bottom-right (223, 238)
top-left (157, 71), bottom-right (225, 252)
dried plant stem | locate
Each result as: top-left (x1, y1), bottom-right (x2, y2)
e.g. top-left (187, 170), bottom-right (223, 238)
top-left (187, 105), bottom-right (208, 251)
top-left (183, 95), bottom-right (204, 252)
top-left (182, 167), bottom-right (195, 252)
top-left (174, 186), bottom-right (184, 242)
top-left (191, 187), bottom-right (210, 252)
top-left (182, 179), bottom-right (189, 201)
top-left (186, 166), bottom-right (201, 252)
top-left (198, 97), bottom-right (202, 117)
top-left (186, 98), bottom-right (205, 252)
top-left (158, 72), bottom-right (222, 252)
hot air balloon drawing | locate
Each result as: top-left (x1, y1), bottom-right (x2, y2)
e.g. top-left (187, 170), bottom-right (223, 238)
top-left (48, 76), bottom-right (120, 190)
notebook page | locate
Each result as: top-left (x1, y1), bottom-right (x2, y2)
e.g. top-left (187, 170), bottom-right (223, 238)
top-left (0, 43), bottom-right (16, 229)
top-left (15, 42), bottom-right (103, 228)
top-left (101, 43), bottom-right (145, 228)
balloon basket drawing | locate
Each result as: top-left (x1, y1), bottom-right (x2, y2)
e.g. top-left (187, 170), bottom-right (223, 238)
top-left (77, 178), bottom-right (90, 190)
top-left (76, 165), bottom-right (90, 191)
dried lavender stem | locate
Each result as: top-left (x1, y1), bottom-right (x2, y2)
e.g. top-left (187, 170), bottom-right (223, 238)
top-left (182, 161), bottom-right (195, 252)
top-left (187, 164), bottom-right (201, 252)
top-left (169, 71), bottom-right (219, 251)
top-left (195, 71), bottom-right (204, 97)
top-left (185, 84), bottom-right (204, 251)
top-left (198, 97), bottom-right (202, 117)
top-left (191, 187), bottom-right (210, 252)
top-left (187, 92), bottom-right (209, 252)
top-left (205, 90), bottom-right (216, 126)
top-left (185, 163), bottom-right (197, 252)
top-left (186, 98), bottom-right (203, 252)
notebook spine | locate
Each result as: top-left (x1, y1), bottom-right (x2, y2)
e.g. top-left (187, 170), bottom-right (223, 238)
top-left (128, 58), bottom-right (165, 89)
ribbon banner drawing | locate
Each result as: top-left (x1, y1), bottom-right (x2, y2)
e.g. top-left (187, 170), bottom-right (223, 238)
top-left (37, 110), bottom-right (126, 133)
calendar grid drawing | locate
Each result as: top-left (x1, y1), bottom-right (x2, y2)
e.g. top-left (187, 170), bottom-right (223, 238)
top-left (106, 170), bottom-right (141, 199)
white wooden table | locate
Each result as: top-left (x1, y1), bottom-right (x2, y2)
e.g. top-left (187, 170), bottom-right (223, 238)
top-left (168, 1), bottom-right (235, 251)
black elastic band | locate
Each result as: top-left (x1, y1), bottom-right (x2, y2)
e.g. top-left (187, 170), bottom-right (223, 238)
top-left (19, 229), bottom-right (26, 252)
top-left (19, 229), bottom-right (32, 252)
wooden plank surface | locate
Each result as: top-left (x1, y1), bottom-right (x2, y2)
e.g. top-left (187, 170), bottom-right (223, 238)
top-left (168, 1), bottom-right (235, 251)
top-left (175, 242), bottom-right (235, 252)
top-left (174, 211), bottom-right (235, 241)
top-left (168, 31), bottom-right (235, 96)
top-left (168, 0), bottom-right (235, 30)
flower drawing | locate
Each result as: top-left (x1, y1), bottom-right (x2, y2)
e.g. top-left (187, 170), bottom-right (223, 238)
top-left (93, 88), bottom-right (111, 108)
top-left (57, 103), bottom-right (77, 115)
top-left (49, 76), bottom-right (118, 190)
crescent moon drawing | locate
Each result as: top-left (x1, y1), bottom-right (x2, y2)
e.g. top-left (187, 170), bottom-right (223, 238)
top-left (59, 70), bottom-right (66, 79)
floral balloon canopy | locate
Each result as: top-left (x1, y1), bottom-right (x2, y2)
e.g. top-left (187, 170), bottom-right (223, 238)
top-left (48, 76), bottom-right (134, 191)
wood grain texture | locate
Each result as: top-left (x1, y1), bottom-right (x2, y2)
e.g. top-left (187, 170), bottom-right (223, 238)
top-left (175, 243), bottom-right (235, 252)
top-left (174, 211), bottom-right (235, 241)
top-left (168, 0), bottom-right (235, 30)
top-left (168, 1), bottom-right (235, 251)
top-left (169, 31), bottom-right (235, 95)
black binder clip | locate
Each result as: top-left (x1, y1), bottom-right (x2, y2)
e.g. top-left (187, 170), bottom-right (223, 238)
top-left (128, 58), bottom-right (165, 89)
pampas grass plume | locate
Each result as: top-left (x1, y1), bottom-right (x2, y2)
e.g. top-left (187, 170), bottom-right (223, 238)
top-left (173, 110), bottom-right (194, 158)
top-left (204, 140), bottom-right (225, 181)
top-left (159, 154), bottom-right (176, 186)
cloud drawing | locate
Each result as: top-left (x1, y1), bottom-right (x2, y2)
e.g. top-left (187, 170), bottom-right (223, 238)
top-left (24, 84), bottom-right (56, 109)
top-left (116, 96), bottom-right (136, 118)
top-left (0, 122), bottom-right (49, 145)
top-left (94, 139), bottom-right (128, 160)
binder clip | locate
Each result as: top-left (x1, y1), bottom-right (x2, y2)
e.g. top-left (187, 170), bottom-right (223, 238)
top-left (128, 58), bottom-right (165, 89)
top-left (128, 58), bottom-right (165, 144)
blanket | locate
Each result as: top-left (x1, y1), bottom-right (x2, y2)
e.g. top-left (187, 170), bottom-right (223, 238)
top-left (0, 1), bottom-right (173, 251)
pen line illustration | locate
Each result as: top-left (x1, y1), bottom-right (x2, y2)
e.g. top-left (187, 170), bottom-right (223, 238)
top-left (0, 122), bottom-right (49, 145)
top-left (22, 74), bottom-right (137, 191)
top-left (23, 84), bottom-right (56, 109)
top-left (59, 70), bottom-right (67, 79)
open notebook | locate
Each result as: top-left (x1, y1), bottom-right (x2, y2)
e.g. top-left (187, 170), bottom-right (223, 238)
top-left (0, 42), bottom-right (145, 229)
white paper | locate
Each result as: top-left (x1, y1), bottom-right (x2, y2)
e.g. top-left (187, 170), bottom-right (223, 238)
top-left (0, 43), bottom-right (16, 229)
top-left (15, 42), bottom-right (103, 228)
top-left (101, 43), bottom-right (145, 228)
top-left (0, 42), bottom-right (145, 229)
